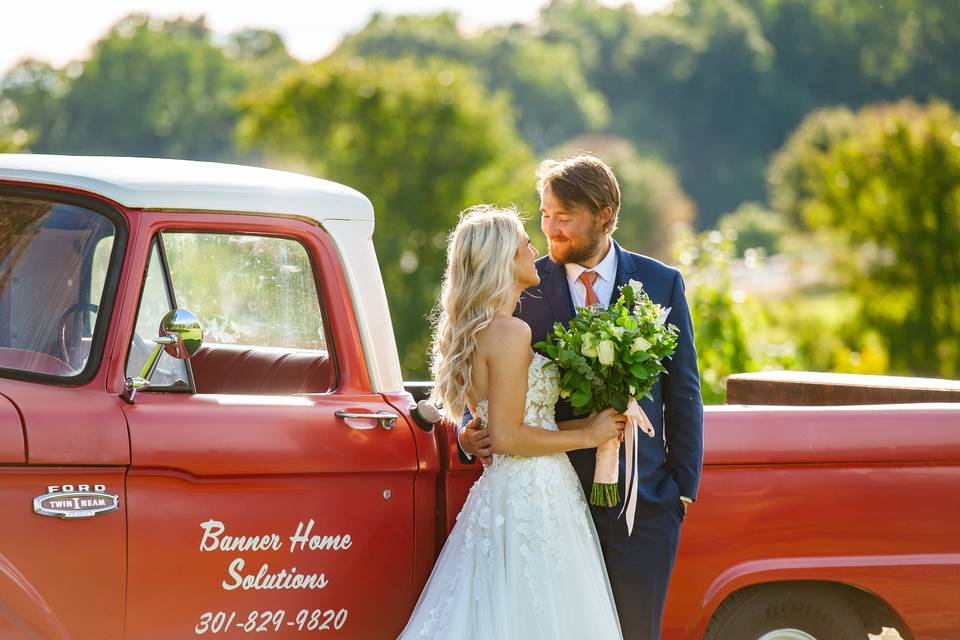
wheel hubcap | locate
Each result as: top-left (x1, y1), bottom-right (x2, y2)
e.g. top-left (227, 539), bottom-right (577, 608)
top-left (758, 631), bottom-right (818, 640)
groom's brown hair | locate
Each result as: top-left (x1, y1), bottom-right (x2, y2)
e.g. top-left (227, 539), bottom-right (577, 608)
top-left (536, 154), bottom-right (621, 234)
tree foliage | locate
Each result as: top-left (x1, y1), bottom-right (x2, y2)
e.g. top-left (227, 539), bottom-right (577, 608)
top-left (0, 15), bottom-right (295, 161)
top-left (51, 15), bottom-right (247, 159)
top-left (717, 202), bottom-right (784, 256)
top-left (0, 129), bottom-right (25, 153)
top-left (674, 228), bottom-right (754, 403)
top-left (238, 57), bottom-right (534, 376)
top-left (5, 2), bottom-right (960, 228)
top-left (770, 100), bottom-right (960, 376)
top-left (338, 12), bottom-right (608, 150)
top-left (535, 0), bottom-right (960, 226)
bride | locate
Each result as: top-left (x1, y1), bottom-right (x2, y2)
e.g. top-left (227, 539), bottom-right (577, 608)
top-left (398, 205), bottom-right (625, 639)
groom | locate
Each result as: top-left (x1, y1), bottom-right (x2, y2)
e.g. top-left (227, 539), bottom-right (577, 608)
top-left (459, 154), bottom-right (703, 639)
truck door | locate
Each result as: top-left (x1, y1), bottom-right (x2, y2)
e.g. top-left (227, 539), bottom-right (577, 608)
top-left (121, 217), bottom-right (419, 639)
top-left (0, 188), bottom-right (129, 639)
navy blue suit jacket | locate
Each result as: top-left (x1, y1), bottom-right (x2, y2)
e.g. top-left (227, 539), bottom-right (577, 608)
top-left (517, 242), bottom-right (703, 521)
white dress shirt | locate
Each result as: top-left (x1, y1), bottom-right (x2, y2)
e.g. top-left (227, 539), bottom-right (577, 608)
top-left (564, 242), bottom-right (618, 309)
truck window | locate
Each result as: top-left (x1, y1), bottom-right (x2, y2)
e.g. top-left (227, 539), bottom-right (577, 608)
top-left (0, 194), bottom-right (119, 382)
top-left (128, 231), bottom-right (335, 395)
top-left (125, 240), bottom-right (190, 389)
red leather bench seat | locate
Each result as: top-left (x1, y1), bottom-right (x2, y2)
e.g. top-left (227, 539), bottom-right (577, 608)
top-left (189, 343), bottom-right (335, 395)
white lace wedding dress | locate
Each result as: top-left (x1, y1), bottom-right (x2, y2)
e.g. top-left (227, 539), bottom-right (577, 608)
top-left (398, 353), bottom-right (623, 639)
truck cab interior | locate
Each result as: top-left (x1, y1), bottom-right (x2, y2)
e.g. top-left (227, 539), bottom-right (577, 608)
top-left (0, 193), bottom-right (117, 381)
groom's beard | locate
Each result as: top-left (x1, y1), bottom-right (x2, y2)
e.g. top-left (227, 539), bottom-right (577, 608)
top-left (547, 223), bottom-right (607, 266)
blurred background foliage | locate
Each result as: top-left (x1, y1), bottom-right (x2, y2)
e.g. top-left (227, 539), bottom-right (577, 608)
top-left (2, 0), bottom-right (958, 395)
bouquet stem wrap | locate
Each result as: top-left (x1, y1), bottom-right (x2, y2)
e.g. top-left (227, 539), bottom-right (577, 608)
top-left (590, 397), bottom-right (656, 537)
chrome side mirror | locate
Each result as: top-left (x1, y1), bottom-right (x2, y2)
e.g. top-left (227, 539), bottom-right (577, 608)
top-left (158, 308), bottom-right (204, 359)
top-left (122, 309), bottom-right (204, 404)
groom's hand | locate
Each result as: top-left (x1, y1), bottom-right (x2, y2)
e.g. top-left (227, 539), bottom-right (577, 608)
top-left (459, 417), bottom-right (493, 465)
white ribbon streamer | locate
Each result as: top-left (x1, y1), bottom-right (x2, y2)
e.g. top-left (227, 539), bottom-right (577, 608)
top-left (619, 397), bottom-right (655, 536)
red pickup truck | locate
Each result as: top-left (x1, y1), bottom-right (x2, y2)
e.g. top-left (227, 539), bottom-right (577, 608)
top-left (0, 155), bottom-right (957, 640)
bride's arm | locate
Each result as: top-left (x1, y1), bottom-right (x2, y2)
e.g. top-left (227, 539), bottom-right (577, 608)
top-left (484, 318), bottom-right (619, 457)
top-left (556, 417), bottom-right (589, 432)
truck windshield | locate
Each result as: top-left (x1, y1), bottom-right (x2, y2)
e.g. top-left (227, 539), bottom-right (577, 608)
top-left (0, 194), bottom-right (118, 380)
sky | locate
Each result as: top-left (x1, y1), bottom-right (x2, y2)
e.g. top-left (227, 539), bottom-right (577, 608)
top-left (0, 0), bottom-right (674, 75)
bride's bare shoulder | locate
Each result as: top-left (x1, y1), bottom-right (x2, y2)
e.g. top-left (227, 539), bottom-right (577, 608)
top-left (480, 316), bottom-right (530, 342)
top-left (476, 316), bottom-right (532, 359)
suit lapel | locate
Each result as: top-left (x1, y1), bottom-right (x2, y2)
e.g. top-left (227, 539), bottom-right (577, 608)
top-left (542, 259), bottom-right (576, 327)
top-left (609, 240), bottom-right (634, 306)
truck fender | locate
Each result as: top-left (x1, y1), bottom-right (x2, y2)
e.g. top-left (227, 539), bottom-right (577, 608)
top-left (701, 555), bottom-right (895, 622)
top-left (0, 552), bottom-right (70, 640)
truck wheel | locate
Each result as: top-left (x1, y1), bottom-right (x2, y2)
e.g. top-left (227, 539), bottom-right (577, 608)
top-left (703, 585), bottom-right (867, 640)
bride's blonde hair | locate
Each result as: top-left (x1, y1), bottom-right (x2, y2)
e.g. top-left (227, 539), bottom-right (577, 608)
top-left (430, 204), bottom-right (527, 421)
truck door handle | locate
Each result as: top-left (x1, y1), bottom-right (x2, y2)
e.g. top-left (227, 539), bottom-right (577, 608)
top-left (335, 410), bottom-right (398, 430)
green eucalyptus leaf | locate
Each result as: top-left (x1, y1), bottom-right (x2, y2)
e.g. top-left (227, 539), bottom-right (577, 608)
top-left (571, 389), bottom-right (592, 408)
top-left (630, 363), bottom-right (648, 378)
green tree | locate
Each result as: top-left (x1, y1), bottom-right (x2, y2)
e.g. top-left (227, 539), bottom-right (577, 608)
top-left (540, 0), bottom-right (641, 100)
top-left (2, 14), bottom-right (248, 160)
top-left (59, 14), bottom-right (247, 159)
top-left (239, 57), bottom-right (534, 377)
top-left (540, 0), bottom-right (960, 226)
top-left (0, 93), bottom-right (29, 151)
top-left (717, 202), bottom-right (784, 256)
top-left (542, 0), bottom-right (777, 225)
top-left (767, 106), bottom-right (857, 225)
top-left (477, 27), bottom-right (609, 150)
top-left (340, 12), bottom-right (481, 63)
top-left (744, 0), bottom-right (960, 105)
top-left (0, 60), bottom-right (70, 148)
top-left (769, 100), bottom-right (960, 377)
top-left (0, 129), bottom-right (26, 152)
top-left (674, 228), bottom-right (754, 403)
top-left (339, 12), bottom-right (608, 150)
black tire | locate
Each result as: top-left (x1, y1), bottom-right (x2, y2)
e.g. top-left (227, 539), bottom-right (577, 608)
top-left (703, 585), bottom-right (867, 640)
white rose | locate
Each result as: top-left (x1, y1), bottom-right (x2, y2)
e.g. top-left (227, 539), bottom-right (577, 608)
top-left (630, 336), bottom-right (651, 354)
top-left (581, 332), bottom-right (598, 358)
top-left (598, 340), bottom-right (616, 366)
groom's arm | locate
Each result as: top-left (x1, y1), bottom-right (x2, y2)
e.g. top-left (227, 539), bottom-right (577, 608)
top-left (456, 410), bottom-right (492, 465)
top-left (662, 271), bottom-right (704, 503)
top-left (455, 411), bottom-right (476, 464)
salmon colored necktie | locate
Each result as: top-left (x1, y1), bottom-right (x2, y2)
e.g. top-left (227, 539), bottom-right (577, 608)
top-left (579, 270), bottom-right (601, 307)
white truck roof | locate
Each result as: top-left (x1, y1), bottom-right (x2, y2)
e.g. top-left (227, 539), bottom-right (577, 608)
top-left (0, 154), bottom-right (405, 393)
top-left (0, 154), bottom-right (374, 222)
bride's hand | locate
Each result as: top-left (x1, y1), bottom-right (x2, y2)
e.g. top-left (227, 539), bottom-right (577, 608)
top-left (584, 408), bottom-right (627, 447)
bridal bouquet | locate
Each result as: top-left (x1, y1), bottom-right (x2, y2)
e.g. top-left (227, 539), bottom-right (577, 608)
top-left (534, 280), bottom-right (678, 521)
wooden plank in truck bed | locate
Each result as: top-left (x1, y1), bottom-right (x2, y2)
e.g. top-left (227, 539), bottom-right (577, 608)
top-left (726, 370), bottom-right (960, 405)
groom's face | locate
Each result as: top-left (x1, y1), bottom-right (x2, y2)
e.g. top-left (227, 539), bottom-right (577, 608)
top-left (539, 185), bottom-right (607, 266)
